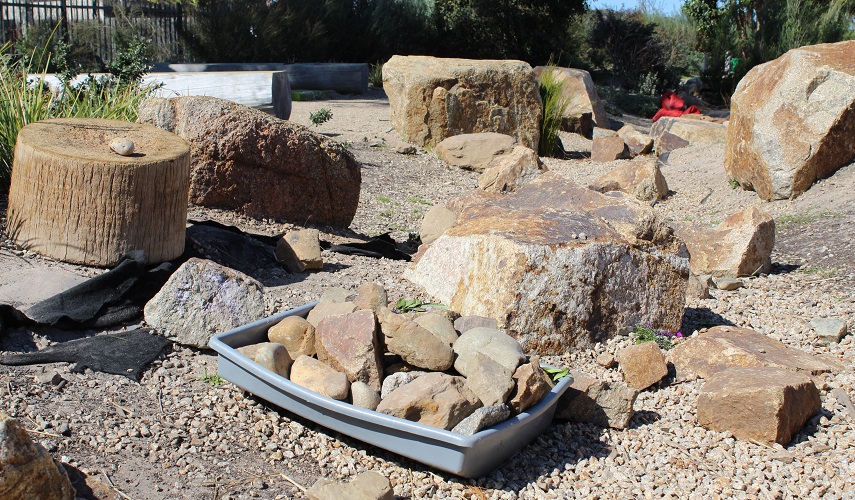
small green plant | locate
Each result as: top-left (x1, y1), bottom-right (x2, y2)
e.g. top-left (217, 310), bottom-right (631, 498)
top-left (376, 195), bottom-right (392, 204)
top-left (728, 178), bottom-right (740, 189)
top-left (799, 266), bottom-right (837, 278)
top-left (632, 324), bottom-right (682, 350)
top-left (309, 108), bottom-right (333, 126)
top-left (395, 298), bottom-right (448, 313)
top-left (537, 64), bottom-right (570, 157)
top-left (407, 196), bottom-right (432, 205)
top-left (369, 61), bottom-right (384, 88)
top-left (542, 366), bottom-right (571, 382)
top-left (777, 210), bottom-right (842, 228)
top-left (201, 369), bottom-right (225, 386)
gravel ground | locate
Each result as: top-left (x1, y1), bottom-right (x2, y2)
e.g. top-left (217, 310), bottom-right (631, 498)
top-left (0, 91), bottom-right (853, 499)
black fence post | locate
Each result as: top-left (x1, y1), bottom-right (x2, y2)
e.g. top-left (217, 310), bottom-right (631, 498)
top-left (59, 0), bottom-right (70, 44)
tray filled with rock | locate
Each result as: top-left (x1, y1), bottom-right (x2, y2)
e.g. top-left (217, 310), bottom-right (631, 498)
top-left (208, 283), bottom-right (573, 478)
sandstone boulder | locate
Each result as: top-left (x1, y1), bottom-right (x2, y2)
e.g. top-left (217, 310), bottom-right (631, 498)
top-left (555, 371), bottom-right (638, 429)
top-left (654, 132), bottom-right (690, 156)
top-left (478, 146), bottom-right (548, 193)
top-left (435, 133), bottom-right (517, 172)
top-left (353, 283), bottom-right (388, 312)
top-left (419, 205), bottom-right (458, 246)
top-left (306, 301), bottom-right (358, 327)
top-left (697, 367), bottom-right (821, 445)
top-left (253, 342), bottom-right (292, 377)
top-left (290, 355), bottom-right (350, 400)
top-left (650, 116), bottom-right (727, 146)
top-left (464, 353), bottom-right (515, 406)
top-left (724, 41), bottom-right (855, 200)
top-left (405, 172), bottom-right (690, 353)
top-left (453, 327), bottom-right (526, 376)
top-left (616, 341), bottom-right (668, 390)
top-left (670, 326), bottom-right (843, 380)
top-left (276, 229), bottom-right (323, 272)
top-left (508, 358), bottom-right (553, 413)
top-left (316, 310), bottom-right (383, 392)
top-left (138, 96), bottom-right (360, 227)
top-left (589, 157), bottom-right (668, 202)
top-left (591, 136), bottom-right (631, 162)
top-left (617, 125), bottom-right (654, 156)
top-left (144, 258), bottom-right (265, 349)
top-left (413, 312), bottom-right (458, 346)
top-left (383, 56), bottom-right (541, 149)
top-left (351, 381), bottom-right (381, 411)
top-left (451, 405), bottom-right (511, 436)
top-left (376, 307), bottom-right (454, 371)
top-left (453, 315), bottom-right (499, 334)
top-left (0, 414), bottom-right (75, 500)
top-left (268, 316), bottom-right (316, 358)
top-left (686, 273), bottom-right (713, 300)
top-left (533, 67), bottom-right (608, 137)
top-left (810, 317), bottom-right (848, 344)
top-left (376, 372), bottom-right (482, 430)
top-left (673, 206), bottom-right (775, 277)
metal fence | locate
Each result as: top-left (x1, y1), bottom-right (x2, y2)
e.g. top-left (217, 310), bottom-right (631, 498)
top-left (0, 0), bottom-right (195, 64)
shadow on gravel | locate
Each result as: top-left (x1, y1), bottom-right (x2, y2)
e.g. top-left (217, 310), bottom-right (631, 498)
top-left (628, 411), bottom-right (662, 430)
top-left (767, 262), bottom-right (801, 275)
top-left (681, 307), bottom-right (735, 332)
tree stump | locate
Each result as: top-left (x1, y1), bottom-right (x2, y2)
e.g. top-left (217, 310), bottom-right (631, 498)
top-left (6, 118), bottom-right (190, 267)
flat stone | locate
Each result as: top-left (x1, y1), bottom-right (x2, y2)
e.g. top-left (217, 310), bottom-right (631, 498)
top-left (377, 307), bottom-right (454, 371)
top-left (276, 229), bottom-right (323, 272)
top-left (351, 381), bottom-right (381, 411)
top-left (714, 277), bottom-right (744, 291)
top-left (306, 301), bottom-right (358, 327)
top-left (508, 357), bottom-right (553, 413)
top-left (315, 310), bottom-right (383, 392)
top-left (669, 325), bottom-right (844, 380)
top-left (451, 404), bottom-right (511, 436)
top-left (143, 258), bottom-right (264, 349)
top-left (268, 315), bottom-right (316, 358)
top-left (376, 372), bottom-right (482, 430)
top-left (591, 136), bottom-right (631, 162)
top-left (616, 341), bottom-right (668, 390)
top-left (697, 367), bottom-right (821, 445)
top-left (555, 371), bottom-right (638, 429)
top-left (435, 133), bottom-right (517, 173)
top-left (289, 355), bottom-right (349, 400)
top-left (810, 317), bottom-right (848, 344)
top-left (307, 471), bottom-right (393, 500)
top-left (453, 327), bottom-right (526, 376)
top-left (0, 413), bottom-right (75, 499)
top-left (589, 156), bottom-right (668, 202)
top-left (464, 353), bottom-right (515, 406)
top-left (413, 312), bottom-right (458, 346)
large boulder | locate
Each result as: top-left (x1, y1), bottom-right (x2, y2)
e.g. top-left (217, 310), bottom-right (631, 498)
top-left (533, 66), bottom-right (608, 137)
top-left (383, 56), bottom-right (542, 149)
top-left (0, 414), bottom-right (75, 500)
top-left (724, 41), bottom-right (855, 200)
top-left (405, 172), bottom-right (690, 353)
top-left (673, 207), bottom-right (775, 278)
top-left (435, 133), bottom-right (517, 172)
top-left (138, 96), bottom-right (361, 227)
top-left (315, 310), bottom-right (383, 393)
top-left (650, 115), bottom-right (727, 146)
top-left (589, 157), bottom-right (668, 202)
top-left (144, 258), bottom-right (265, 349)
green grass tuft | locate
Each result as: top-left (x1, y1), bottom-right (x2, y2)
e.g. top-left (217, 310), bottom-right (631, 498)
top-left (537, 64), bottom-right (570, 157)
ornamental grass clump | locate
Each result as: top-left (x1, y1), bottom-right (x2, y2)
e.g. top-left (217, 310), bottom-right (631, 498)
top-left (537, 64), bottom-right (570, 157)
top-left (632, 323), bottom-right (682, 350)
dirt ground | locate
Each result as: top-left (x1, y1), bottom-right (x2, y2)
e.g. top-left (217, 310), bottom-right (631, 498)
top-left (0, 89), bottom-right (853, 499)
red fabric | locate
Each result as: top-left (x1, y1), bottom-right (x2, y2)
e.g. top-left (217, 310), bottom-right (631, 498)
top-left (652, 91), bottom-right (702, 122)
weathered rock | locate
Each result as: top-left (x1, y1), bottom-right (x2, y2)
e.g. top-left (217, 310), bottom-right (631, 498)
top-left (533, 66), bottom-right (608, 137)
top-left (306, 301), bottom-right (358, 327)
top-left (686, 273), bottom-right (713, 300)
top-left (555, 371), bottom-right (638, 429)
top-left (307, 471), bottom-right (393, 500)
top-left (413, 312), bottom-right (458, 346)
top-left (674, 207), bottom-right (775, 278)
top-left (453, 327), bottom-right (526, 376)
top-left (451, 404), bottom-right (511, 436)
top-left (315, 310), bottom-right (383, 392)
top-left (253, 342), bottom-right (292, 377)
top-left (478, 146), bottom-right (548, 193)
top-left (508, 358), bottom-right (553, 413)
top-left (276, 229), bottom-right (323, 272)
top-left (453, 315), bottom-right (499, 334)
top-left (268, 316), bottom-right (316, 358)
top-left (138, 96), bottom-right (360, 227)
top-left (617, 125), bottom-right (654, 156)
top-left (351, 381), bottom-right (381, 411)
top-left (595, 352), bottom-right (617, 368)
top-left (589, 156), bottom-right (668, 202)
top-left (376, 307), bottom-right (454, 370)
top-left (405, 172), bottom-right (690, 353)
top-left (724, 41), bottom-right (855, 200)
top-left (697, 367), bottom-right (821, 445)
top-left (353, 283), bottom-right (388, 312)
top-left (0, 413), bottom-right (75, 500)
top-left (383, 56), bottom-right (542, 149)
top-left (713, 277), bottom-right (744, 291)
top-left (616, 341), bottom-right (668, 390)
top-left (464, 353), bottom-right (515, 406)
top-left (650, 115), bottom-right (727, 147)
top-left (290, 355), bottom-right (350, 400)
top-left (319, 287), bottom-right (354, 304)
top-left (654, 132), bottom-right (690, 156)
top-left (144, 258), bottom-right (264, 348)
top-left (435, 133), bottom-right (517, 173)
top-left (591, 136), bottom-right (631, 162)
top-left (377, 372), bottom-right (482, 429)
top-left (670, 326), bottom-right (843, 380)
top-left (444, 190), bottom-right (503, 214)
top-left (593, 127), bottom-right (617, 139)
top-left (381, 371), bottom-right (422, 399)
top-left (810, 317), bottom-right (848, 344)
top-left (419, 205), bottom-right (458, 246)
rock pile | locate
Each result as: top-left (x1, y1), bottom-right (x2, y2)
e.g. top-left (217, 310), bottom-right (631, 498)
top-left (237, 284), bottom-right (560, 435)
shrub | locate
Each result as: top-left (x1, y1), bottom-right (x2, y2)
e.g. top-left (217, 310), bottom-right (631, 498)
top-left (537, 65), bottom-right (569, 157)
top-left (632, 323), bottom-right (682, 350)
top-left (369, 61), bottom-right (384, 88)
top-left (309, 108), bottom-right (333, 127)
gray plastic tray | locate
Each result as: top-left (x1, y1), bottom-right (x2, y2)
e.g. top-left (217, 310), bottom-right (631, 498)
top-left (208, 302), bottom-right (572, 478)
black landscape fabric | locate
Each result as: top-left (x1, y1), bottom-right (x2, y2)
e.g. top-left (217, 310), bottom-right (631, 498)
top-left (0, 329), bottom-right (170, 380)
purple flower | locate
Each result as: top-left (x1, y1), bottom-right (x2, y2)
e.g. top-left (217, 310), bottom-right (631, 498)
top-left (676, 332), bottom-right (683, 338)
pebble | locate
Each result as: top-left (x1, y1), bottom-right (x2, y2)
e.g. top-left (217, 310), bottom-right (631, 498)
top-left (109, 137), bottom-right (135, 156)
